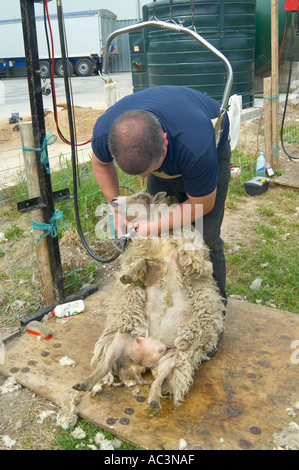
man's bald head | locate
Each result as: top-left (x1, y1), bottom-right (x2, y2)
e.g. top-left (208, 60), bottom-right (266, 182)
top-left (108, 109), bottom-right (164, 175)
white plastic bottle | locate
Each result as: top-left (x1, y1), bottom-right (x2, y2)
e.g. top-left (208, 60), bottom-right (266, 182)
top-left (256, 152), bottom-right (266, 177)
top-left (51, 300), bottom-right (85, 318)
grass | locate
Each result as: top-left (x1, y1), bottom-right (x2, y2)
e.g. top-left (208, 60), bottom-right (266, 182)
top-left (54, 418), bottom-right (139, 450)
top-left (4, 223), bottom-right (24, 240)
top-left (228, 148), bottom-right (256, 196)
top-left (282, 123), bottom-right (299, 145)
top-left (225, 188), bottom-right (299, 313)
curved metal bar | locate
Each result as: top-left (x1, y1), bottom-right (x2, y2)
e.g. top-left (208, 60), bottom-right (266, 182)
top-left (103, 19), bottom-right (233, 111)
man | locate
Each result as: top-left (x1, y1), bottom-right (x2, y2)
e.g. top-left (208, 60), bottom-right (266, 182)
top-left (91, 85), bottom-right (231, 304)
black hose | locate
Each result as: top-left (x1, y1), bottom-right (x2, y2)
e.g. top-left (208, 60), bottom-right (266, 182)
top-left (56, 2), bottom-right (119, 263)
top-left (280, 12), bottom-right (299, 161)
top-left (43, 0), bottom-right (69, 144)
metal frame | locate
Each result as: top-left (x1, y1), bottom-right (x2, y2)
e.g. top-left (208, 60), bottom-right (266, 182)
top-left (102, 18), bottom-right (233, 113)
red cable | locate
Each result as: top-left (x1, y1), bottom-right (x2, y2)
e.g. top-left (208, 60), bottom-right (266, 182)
top-left (279, 13), bottom-right (288, 67)
top-left (246, 15), bottom-right (288, 173)
top-left (247, 106), bottom-right (263, 171)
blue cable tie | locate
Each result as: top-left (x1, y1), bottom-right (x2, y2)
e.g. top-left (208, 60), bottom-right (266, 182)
top-left (265, 144), bottom-right (279, 155)
top-left (263, 95), bottom-right (279, 100)
top-left (23, 131), bottom-right (57, 174)
top-left (32, 209), bottom-right (63, 242)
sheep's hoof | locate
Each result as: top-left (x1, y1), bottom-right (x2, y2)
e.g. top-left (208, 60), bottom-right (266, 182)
top-left (149, 400), bottom-right (162, 412)
top-left (120, 275), bottom-right (144, 287)
top-left (120, 274), bottom-right (134, 285)
top-left (72, 382), bottom-right (87, 392)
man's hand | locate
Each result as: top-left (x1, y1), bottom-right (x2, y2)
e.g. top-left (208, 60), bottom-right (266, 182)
top-left (113, 213), bottom-right (130, 237)
top-left (128, 219), bottom-right (152, 238)
top-left (114, 189), bottom-right (217, 239)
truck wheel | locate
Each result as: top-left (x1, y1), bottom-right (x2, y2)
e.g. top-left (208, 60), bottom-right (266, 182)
top-left (39, 61), bottom-right (51, 79)
top-left (75, 58), bottom-right (93, 77)
top-left (55, 59), bottom-right (74, 78)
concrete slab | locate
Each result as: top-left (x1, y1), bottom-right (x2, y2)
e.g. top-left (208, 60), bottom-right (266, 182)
top-left (0, 73), bottom-right (133, 118)
top-left (271, 156), bottom-right (299, 191)
top-left (0, 293), bottom-right (298, 450)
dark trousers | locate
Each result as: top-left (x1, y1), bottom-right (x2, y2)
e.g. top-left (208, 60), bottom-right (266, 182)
top-left (147, 140), bottom-right (231, 303)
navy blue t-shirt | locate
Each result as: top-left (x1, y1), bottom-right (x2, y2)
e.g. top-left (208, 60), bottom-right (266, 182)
top-left (92, 85), bottom-right (229, 197)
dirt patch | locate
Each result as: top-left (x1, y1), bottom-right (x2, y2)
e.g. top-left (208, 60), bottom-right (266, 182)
top-left (0, 107), bottom-right (105, 147)
top-left (0, 372), bottom-right (60, 450)
top-left (0, 106), bottom-right (106, 172)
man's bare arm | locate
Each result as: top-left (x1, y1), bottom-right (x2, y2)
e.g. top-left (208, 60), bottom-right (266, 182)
top-left (157, 188), bottom-right (217, 233)
top-left (91, 151), bottom-right (119, 203)
top-left (130, 189), bottom-right (217, 237)
top-left (92, 152), bottom-right (129, 235)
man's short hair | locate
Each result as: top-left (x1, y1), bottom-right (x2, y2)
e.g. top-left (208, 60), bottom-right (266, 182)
top-left (108, 109), bottom-right (164, 175)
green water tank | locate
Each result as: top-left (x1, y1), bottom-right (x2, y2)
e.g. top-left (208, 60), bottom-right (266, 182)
top-left (129, 0), bottom-right (256, 107)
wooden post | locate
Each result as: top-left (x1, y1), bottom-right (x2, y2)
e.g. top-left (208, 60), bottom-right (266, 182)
top-left (264, 77), bottom-right (273, 164)
top-left (271, 0), bottom-right (279, 170)
top-left (20, 0), bottom-right (65, 304)
top-left (20, 122), bottom-right (55, 306)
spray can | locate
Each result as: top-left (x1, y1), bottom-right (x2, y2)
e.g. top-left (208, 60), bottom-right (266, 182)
top-left (256, 152), bottom-right (266, 177)
top-left (26, 321), bottom-right (54, 339)
top-left (51, 300), bottom-right (85, 318)
top-left (265, 160), bottom-right (275, 177)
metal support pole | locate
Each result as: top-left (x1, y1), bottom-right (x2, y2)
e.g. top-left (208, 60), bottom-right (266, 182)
top-left (20, 0), bottom-right (65, 303)
top-left (103, 19), bottom-right (233, 113)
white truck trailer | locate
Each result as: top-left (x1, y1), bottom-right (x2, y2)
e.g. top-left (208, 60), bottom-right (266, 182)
top-left (0, 9), bottom-right (118, 78)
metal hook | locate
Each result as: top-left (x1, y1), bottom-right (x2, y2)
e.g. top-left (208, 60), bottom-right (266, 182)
top-left (102, 19), bottom-right (233, 112)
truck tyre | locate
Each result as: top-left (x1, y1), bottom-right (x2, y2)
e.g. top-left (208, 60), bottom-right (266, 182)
top-left (74, 58), bottom-right (93, 77)
top-left (39, 61), bottom-right (51, 79)
top-left (55, 59), bottom-right (74, 78)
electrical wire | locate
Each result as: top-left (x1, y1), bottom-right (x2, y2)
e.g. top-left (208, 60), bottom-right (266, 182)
top-left (43, 0), bottom-right (69, 144)
top-left (50, 0), bottom-right (122, 263)
top-left (280, 11), bottom-right (299, 161)
top-left (245, 12), bottom-right (297, 173)
top-left (44, 0), bottom-right (91, 146)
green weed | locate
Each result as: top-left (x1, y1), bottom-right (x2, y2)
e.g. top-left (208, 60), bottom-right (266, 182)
top-left (55, 418), bottom-right (139, 450)
top-left (226, 189), bottom-right (299, 313)
top-left (282, 123), bottom-right (299, 144)
top-left (4, 224), bottom-right (24, 240)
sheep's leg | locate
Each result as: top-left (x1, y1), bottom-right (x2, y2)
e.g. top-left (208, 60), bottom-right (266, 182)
top-left (73, 333), bottom-right (127, 392)
top-left (147, 355), bottom-right (175, 411)
top-left (114, 359), bottom-right (150, 386)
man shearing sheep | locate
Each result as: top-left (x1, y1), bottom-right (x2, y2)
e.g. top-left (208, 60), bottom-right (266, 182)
top-left (91, 85), bottom-right (230, 306)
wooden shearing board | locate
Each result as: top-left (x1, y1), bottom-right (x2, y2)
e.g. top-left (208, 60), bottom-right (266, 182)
top-left (0, 295), bottom-right (298, 450)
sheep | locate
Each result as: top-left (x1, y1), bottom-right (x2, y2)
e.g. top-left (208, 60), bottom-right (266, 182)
top-left (73, 191), bottom-right (225, 410)
top-left (74, 332), bottom-right (168, 392)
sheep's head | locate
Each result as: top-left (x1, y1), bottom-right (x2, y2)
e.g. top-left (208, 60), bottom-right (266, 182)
top-left (110, 191), bottom-right (168, 222)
